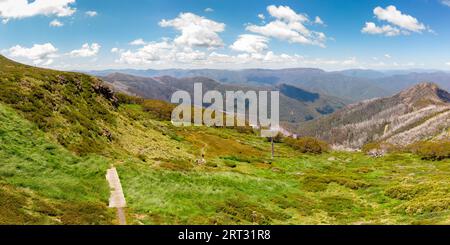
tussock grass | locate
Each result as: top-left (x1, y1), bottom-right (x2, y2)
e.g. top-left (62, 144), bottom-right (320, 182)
top-left (0, 103), bottom-right (114, 224)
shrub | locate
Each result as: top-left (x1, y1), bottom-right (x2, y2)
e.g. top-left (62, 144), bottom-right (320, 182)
top-left (141, 99), bottom-right (175, 121)
top-left (407, 140), bottom-right (450, 161)
top-left (221, 156), bottom-right (252, 163)
top-left (362, 142), bottom-right (399, 157)
top-left (285, 137), bottom-right (329, 154)
top-left (235, 126), bottom-right (255, 134)
top-left (266, 133), bottom-right (284, 143)
top-left (116, 93), bottom-right (175, 121)
top-left (116, 93), bottom-right (144, 105)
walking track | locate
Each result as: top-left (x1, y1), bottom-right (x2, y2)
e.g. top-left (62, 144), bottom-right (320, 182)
top-left (106, 167), bottom-right (127, 225)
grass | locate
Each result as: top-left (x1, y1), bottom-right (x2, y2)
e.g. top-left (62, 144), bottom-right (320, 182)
top-left (115, 119), bottom-right (450, 224)
top-left (0, 103), bottom-right (114, 224)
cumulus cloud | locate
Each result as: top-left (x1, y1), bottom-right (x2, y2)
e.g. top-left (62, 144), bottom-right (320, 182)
top-left (442, 0), bottom-right (450, 7)
top-left (258, 14), bottom-right (265, 20)
top-left (446, 62), bottom-right (450, 66)
top-left (129, 38), bottom-right (146, 46)
top-left (266, 5), bottom-right (308, 23)
top-left (85, 11), bottom-right (98, 17)
top-left (361, 22), bottom-right (401, 36)
top-left (7, 43), bottom-right (58, 65)
top-left (206, 52), bottom-right (360, 69)
top-left (70, 43), bottom-right (101, 57)
top-left (374, 5), bottom-right (425, 32)
top-left (159, 12), bottom-right (225, 48)
top-left (230, 34), bottom-right (269, 54)
top-left (118, 40), bottom-right (211, 65)
top-left (362, 5), bottom-right (428, 36)
top-left (111, 48), bottom-right (119, 53)
top-left (0, 0), bottom-right (76, 23)
top-left (314, 16), bottom-right (324, 25)
top-left (118, 41), bottom-right (176, 65)
top-left (115, 40), bottom-right (362, 70)
top-left (204, 8), bottom-right (214, 12)
top-left (49, 19), bottom-right (63, 27)
top-left (246, 5), bottom-right (327, 47)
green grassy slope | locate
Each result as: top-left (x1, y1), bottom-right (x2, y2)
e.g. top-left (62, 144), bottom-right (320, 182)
top-left (0, 55), bottom-right (118, 155)
top-left (0, 103), bottom-right (114, 224)
top-left (1, 55), bottom-right (449, 225)
top-left (115, 108), bottom-right (450, 225)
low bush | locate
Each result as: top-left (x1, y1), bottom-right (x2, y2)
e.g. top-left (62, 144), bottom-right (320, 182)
top-left (285, 137), bottom-right (329, 154)
top-left (362, 142), bottom-right (399, 157)
top-left (141, 100), bottom-right (175, 121)
top-left (116, 93), bottom-right (144, 105)
top-left (407, 140), bottom-right (450, 161)
top-left (235, 126), bottom-right (255, 134)
top-left (266, 133), bottom-right (284, 143)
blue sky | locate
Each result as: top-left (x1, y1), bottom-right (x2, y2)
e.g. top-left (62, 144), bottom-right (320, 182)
top-left (1, 0), bottom-right (450, 71)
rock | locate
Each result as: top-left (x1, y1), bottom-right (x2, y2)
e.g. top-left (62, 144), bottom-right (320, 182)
top-left (368, 149), bottom-right (386, 158)
top-left (195, 158), bottom-right (206, 165)
top-left (271, 167), bottom-right (282, 173)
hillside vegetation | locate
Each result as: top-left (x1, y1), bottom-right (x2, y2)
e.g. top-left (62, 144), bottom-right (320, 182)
top-left (1, 55), bottom-right (450, 224)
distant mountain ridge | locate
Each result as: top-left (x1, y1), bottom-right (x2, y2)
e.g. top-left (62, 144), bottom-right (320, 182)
top-left (88, 68), bottom-right (388, 101)
top-left (86, 68), bottom-right (450, 102)
top-left (101, 72), bottom-right (348, 123)
top-left (289, 82), bottom-right (450, 149)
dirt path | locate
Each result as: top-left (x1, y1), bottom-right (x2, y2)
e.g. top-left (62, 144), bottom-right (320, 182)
top-left (106, 167), bottom-right (127, 225)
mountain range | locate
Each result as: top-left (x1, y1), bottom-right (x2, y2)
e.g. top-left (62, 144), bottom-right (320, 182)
top-left (87, 68), bottom-right (450, 102)
top-left (289, 82), bottom-right (450, 149)
top-left (100, 72), bottom-right (348, 123)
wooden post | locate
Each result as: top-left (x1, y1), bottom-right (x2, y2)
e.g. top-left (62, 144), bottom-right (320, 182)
top-left (271, 136), bottom-right (274, 159)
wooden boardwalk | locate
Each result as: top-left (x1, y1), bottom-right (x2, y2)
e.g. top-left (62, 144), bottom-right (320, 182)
top-left (106, 167), bottom-right (127, 225)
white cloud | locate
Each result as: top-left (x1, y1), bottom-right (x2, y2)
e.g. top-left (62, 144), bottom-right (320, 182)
top-left (129, 38), bottom-right (146, 46)
top-left (362, 5), bottom-right (428, 36)
top-left (111, 48), bottom-right (119, 53)
top-left (159, 12), bottom-right (225, 48)
top-left (258, 14), bottom-right (265, 20)
top-left (267, 5), bottom-right (308, 23)
top-left (206, 51), bottom-right (302, 66)
top-left (442, 0), bottom-right (450, 7)
top-left (70, 43), bottom-right (101, 57)
top-left (384, 54), bottom-right (392, 59)
top-left (361, 22), bottom-right (401, 36)
top-left (446, 62), bottom-right (450, 66)
top-left (49, 19), bottom-right (63, 27)
top-left (314, 16), bottom-right (324, 25)
top-left (7, 43), bottom-right (58, 65)
top-left (373, 5), bottom-right (426, 32)
top-left (118, 40), bottom-right (210, 65)
top-left (0, 0), bottom-right (76, 23)
top-left (230, 34), bottom-right (269, 54)
top-left (246, 5), bottom-right (327, 47)
top-left (115, 39), bottom-right (363, 70)
top-left (118, 40), bottom-right (176, 65)
top-left (42, 59), bottom-right (54, 66)
top-left (204, 8), bottom-right (214, 12)
top-left (85, 11), bottom-right (98, 17)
